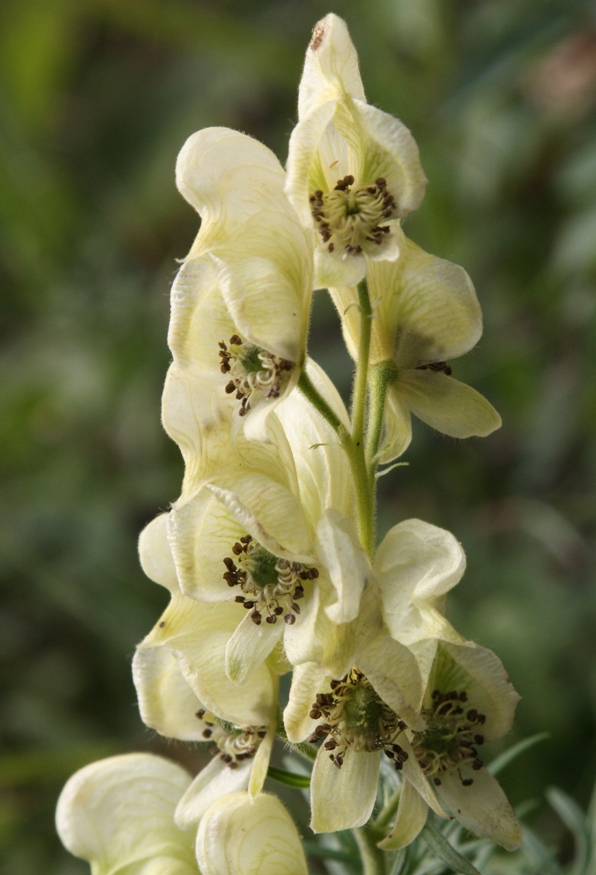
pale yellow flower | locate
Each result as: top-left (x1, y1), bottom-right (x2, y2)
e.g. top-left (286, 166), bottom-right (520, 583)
top-left (329, 226), bottom-right (501, 462)
top-left (56, 753), bottom-right (198, 875)
top-left (286, 13), bottom-right (426, 288)
top-left (168, 362), bottom-right (369, 684)
top-left (134, 513), bottom-right (279, 729)
top-left (195, 792), bottom-right (308, 875)
top-left (380, 641), bottom-right (522, 852)
top-left (171, 128), bottom-right (314, 443)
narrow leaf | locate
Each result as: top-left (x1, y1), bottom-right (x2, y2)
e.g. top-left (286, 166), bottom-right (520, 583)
top-left (546, 787), bottom-right (590, 875)
top-left (303, 842), bottom-right (354, 862)
top-left (488, 732), bottom-right (550, 776)
top-left (420, 819), bottom-right (481, 875)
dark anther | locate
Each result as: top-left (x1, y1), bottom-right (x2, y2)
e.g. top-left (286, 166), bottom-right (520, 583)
top-left (284, 614), bottom-right (296, 625)
top-left (265, 615), bottom-right (277, 624)
top-left (472, 758), bottom-right (483, 770)
top-left (250, 611), bottom-right (262, 625)
top-left (433, 777), bottom-right (442, 786)
top-left (462, 778), bottom-right (474, 787)
top-left (474, 734), bottom-right (484, 745)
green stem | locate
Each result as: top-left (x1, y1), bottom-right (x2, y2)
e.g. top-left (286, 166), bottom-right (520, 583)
top-left (298, 369), bottom-right (342, 432)
top-left (351, 280), bottom-right (373, 447)
top-left (266, 766), bottom-right (310, 789)
top-left (365, 360), bottom-right (398, 470)
top-left (344, 279), bottom-right (375, 557)
top-left (374, 787), bottom-right (401, 831)
top-left (353, 825), bottom-right (386, 875)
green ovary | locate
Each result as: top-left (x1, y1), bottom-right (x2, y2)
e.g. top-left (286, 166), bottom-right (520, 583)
top-left (248, 547), bottom-right (280, 588)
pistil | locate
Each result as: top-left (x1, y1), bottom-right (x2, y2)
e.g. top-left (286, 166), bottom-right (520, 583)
top-left (309, 175), bottom-right (397, 257)
top-left (196, 710), bottom-right (267, 769)
top-left (411, 689), bottom-right (486, 787)
top-left (222, 535), bottom-right (318, 625)
top-left (218, 334), bottom-right (294, 416)
top-left (308, 669), bottom-right (408, 770)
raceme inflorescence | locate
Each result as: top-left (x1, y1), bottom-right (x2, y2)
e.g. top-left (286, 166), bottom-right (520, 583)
top-left (56, 14), bottom-right (520, 875)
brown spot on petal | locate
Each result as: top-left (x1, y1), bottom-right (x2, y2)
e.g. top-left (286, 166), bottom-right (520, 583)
top-left (310, 20), bottom-right (326, 51)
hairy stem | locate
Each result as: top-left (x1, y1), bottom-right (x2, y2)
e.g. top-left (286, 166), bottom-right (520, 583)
top-left (298, 369), bottom-right (342, 432)
top-left (345, 279), bottom-right (376, 557)
top-left (351, 280), bottom-right (373, 447)
top-left (374, 787), bottom-right (401, 831)
top-left (366, 360), bottom-right (398, 471)
top-left (354, 824), bottom-right (386, 875)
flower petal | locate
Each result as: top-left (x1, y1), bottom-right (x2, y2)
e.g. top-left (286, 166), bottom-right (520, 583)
top-left (379, 384), bottom-right (412, 463)
top-left (298, 14), bottom-right (365, 119)
top-left (176, 127), bottom-right (313, 363)
top-left (56, 754), bottom-right (196, 874)
top-left (317, 509), bottom-right (369, 624)
top-left (436, 767), bottom-right (522, 851)
top-left (375, 518), bottom-right (466, 646)
top-left (225, 612), bottom-right (284, 685)
top-left (367, 234), bottom-right (482, 367)
top-left (175, 757), bottom-right (251, 831)
top-left (248, 722), bottom-right (276, 798)
top-left (310, 747), bottom-right (380, 832)
top-left (196, 792), bottom-right (308, 875)
top-left (169, 490), bottom-right (245, 603)
top-left (426, 641), bottom-right (520, 741)
top-left (141, 598), bottom-right (277, 727)
top-left (378, 779), bottom-right (428, 850)
top-left (397, 370), bottom-right (502, 439)
top-left (139, 514), bottom-right (180, 594)
top-left (275, 358), bottom-right (352, 522)
top-left (354, 101), bottom-right (426, 217)
top-left (284, 662), bottom-right (328, 743)
top-left (207, 480), bottom-right (313, 562)
top-left (132, 645), bottom-right (207, 742)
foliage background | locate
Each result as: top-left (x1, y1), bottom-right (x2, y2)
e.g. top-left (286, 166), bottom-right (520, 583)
top-left (1, 0), bottom-right (596, 871)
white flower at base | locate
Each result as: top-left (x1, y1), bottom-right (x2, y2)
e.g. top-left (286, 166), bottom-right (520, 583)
top-left (286, 13), bottom-right (426, 288)
top-left (196, 792), bottom-right (308, 875)
top-left (172, 127), bottom-right (314, 442)
top-left (56, 754), bottom-right (198, 875)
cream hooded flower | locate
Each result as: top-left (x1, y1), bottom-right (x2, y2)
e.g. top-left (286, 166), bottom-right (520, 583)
top-left (56, 756), bottom-right (308, 875)
top-left (328, 227), bottom-right (501, 463)
top-left (171, 127), bottom-right (314, 443)
top-left (286, 13), bottom-right (426, 288)
top-left (195, 792), bottom-right (308, 875)
top-left (168, 362), bottom-right (369, 685)
top-left (380, 642), bottom-right (522, 853)
top-left (134, 513), bottom-right (279, 730)
top-left (56, 753), bottom-right (198, 875)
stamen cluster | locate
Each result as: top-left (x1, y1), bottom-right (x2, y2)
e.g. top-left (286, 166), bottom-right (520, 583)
top-left (223, 535), bottom-right (318, 626)
top-left (411, 689), bottom-right (486, 787)
top-left (197, 709), bottom-right (268, 769)
top-left (308, 669), bottom-right (409, 770)
top-left (219, 334), bottom-right (294, 416)
top-left (309, 176), bottom-right (396, 256)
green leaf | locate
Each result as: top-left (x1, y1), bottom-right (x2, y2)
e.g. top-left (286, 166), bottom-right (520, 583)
top-left (388, 847), bottom-right (409, 875)
top-left (267, 765), bottom-right (311, 788)
top-left (546, 787), bottom-right (590, 875)
top-left (420, 819), bottom-right (482, 875)
top-left (488, 732), bottom-right (550, 776)
top-left (303, 841), bottom-right (354, 862)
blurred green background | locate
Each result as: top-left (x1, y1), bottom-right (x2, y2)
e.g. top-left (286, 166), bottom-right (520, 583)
top-left (2, 0), bottom-right (596, 871)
